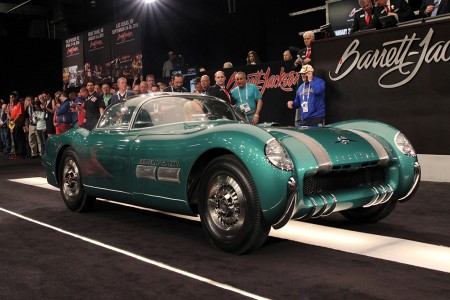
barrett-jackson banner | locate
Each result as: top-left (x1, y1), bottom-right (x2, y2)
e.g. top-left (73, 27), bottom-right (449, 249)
top-left (110, 18), bottom-right (142, 82)
top-left (62, 34), bottom-right (85, 89)
top-left (84, 25), bottom-right (112, 84)
top-left (314, 19), bottom-right (450, 155)
top-left (185, 61), bottom-right (300, 125)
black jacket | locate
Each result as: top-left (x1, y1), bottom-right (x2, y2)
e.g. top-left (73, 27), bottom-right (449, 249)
top-left (206, 84), bottom-right (235, 104)
top-left (419, 0), bottom-right (450, 17)
top-left (374, 0), bottom-right (415, 27)
top-left (350, 8), bottom-right (380, 33)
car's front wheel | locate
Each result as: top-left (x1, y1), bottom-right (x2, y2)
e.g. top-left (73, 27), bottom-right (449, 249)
top-left (59, 148), bottom-right (96, 212)
top-left (198, 155), bottom-right (270, 254)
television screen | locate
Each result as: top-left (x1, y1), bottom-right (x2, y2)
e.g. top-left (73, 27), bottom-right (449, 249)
top-left (328, 0), bottom-right (360, 36)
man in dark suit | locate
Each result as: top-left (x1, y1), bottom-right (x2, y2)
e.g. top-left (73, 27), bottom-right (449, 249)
top-left (351, 0), bottom-right (381, 33)
top-left (374, 0), bottom-right (415, 27)
top-left (206, 71), bottom-right (234, 104)
top-left (293, 31), bottom-right (315, 71)
top-left (418, 0), bottom-right (450, 17)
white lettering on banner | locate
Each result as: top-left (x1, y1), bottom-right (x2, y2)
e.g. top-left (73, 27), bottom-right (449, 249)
top-left (329, 28), bottom-right (450, 88)
top-left (112, 18), bottom-right (139, 35)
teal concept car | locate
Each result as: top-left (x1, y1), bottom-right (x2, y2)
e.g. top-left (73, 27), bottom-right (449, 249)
top-left (43, 94), bottom-right (421, 254)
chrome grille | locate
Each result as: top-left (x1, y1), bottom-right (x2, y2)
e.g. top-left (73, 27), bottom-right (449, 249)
top-left (303, 167), bottom-right (385, 196)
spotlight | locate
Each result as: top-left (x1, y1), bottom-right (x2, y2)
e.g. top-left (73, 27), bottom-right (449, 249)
top-left (90, 0), bottom-right (96, 8)
top-left (145, 0), bottom-right (157, 3)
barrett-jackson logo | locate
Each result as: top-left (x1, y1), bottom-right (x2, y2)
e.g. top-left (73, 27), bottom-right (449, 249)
top-left (66, 47), bottom-right (79, 56)
top-left (117, 31), bottom-right (133, 42)
top-left (227, 67), bottom-right (300, 94)
top-left (329, 28), bottom-right (450, 88)
top-left (90, 40), bottom-right (103, 49)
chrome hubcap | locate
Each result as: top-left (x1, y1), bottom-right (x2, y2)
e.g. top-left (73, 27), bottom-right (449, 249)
top-left (63, 158), bottom-right (80, 198)
top-left (207, 175), bottom-right (245, 231)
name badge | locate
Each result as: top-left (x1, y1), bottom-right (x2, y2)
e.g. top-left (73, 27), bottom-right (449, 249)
top-left (302, 101), bottom-right (308, 113)
top-left (240, 103), bottom-right (251, 113)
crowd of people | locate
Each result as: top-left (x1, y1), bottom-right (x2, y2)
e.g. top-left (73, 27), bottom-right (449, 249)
top-left (2, 0), bottom-right (444, 160)
top-left (0, 75), bottom-right (167, 160)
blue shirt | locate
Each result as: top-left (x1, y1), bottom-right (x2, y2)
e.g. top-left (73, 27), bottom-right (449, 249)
top-left (231, 83), bottom-right (262, 113)
top-left (292, 76), bottom-right (326, 121)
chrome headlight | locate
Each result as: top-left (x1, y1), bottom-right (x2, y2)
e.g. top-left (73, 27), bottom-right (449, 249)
top-left (395, 132), bottom-right (416, 157)
top-left (265, 138), bottom-right (294, 171)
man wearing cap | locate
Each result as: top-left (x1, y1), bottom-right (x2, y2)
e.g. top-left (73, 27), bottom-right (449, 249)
top-left (287, 65), bottom-right (326, 127)
top-left (231, 72), bottom-right (263, 125)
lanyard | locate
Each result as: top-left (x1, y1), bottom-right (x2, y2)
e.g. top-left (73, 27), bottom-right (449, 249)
top-left (117, 91), bottom-right (128, 101)
top-left (237, 84), bottom-right (248, 103)
top-left (302, 83), bottom-right (312, 102)
top-left (87, 93), bottom-right (96, 101)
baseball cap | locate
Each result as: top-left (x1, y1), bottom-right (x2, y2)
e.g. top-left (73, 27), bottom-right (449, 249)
top-left (300, 64), bottom-right (314, 73)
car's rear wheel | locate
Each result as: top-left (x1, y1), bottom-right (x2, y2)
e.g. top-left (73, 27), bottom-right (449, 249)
top-left (59, 148), bottom-right (95, 212)
top-left (198, 154), bottom-right (270, 254)
top-left (340, 197), bottom-right (398, 223)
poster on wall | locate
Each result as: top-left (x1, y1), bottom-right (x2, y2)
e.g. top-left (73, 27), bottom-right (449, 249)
top-left (84, 25), bottom-right (112, 85)
top-left (110, 18), bottom-right (142, 82)
top-left (62, 34), bottom-right (85, 89)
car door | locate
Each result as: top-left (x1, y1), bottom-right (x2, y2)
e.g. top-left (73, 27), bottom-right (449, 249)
top-left (80, 102), bottom-right (140, 202)
top-left (128, 97), bottom-right (198, 215)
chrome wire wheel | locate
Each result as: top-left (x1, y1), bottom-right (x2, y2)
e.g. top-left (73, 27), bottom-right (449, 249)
top-left (62, 158), bottom-right (80, 200)
top-left (59, 148), bottom-right (96, 212)
top-left (207, 175), bottom-right (246, 235)
top-left (199, 154), bottom-right (270, 254)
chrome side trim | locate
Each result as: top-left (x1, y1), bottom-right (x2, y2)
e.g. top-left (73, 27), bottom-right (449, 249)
top-left (399, 162), bottom-right (421, 203)
top-left (273, 177), bottom-right (298, 230)
top-left (379, 184), bottom-right (394, 204)
top-left (346, 129), bottom-right (389, 166)
top-left (321, 193), bottom-right (337, 216)
top-left (312, 195), bottom-right (328, 218)
top-left (303, 196), bottom-right (317, 219)
top-left (157, 167), bottom-right (181, 183)
top-left (364, 186), bottom-right (380, 207)
top-left (136, 165), bottom-right (157, 180)
top-left (373, 184), bottom-right (388, 205)
top-left (83, 185), bottom-right (132, 195)
top-left (275, 129), bottom-right (332, 173)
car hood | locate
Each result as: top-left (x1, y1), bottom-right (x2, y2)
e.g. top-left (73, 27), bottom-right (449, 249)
top-left (263, 126), bottom-right (390, 172)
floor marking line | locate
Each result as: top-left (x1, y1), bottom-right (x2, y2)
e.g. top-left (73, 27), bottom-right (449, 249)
top-left (0, 206), bottom-right (269, 300)
top-left (9, 177), bottom-right (450, 274)
top-left (270, 222), bottom-right (450, 273)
